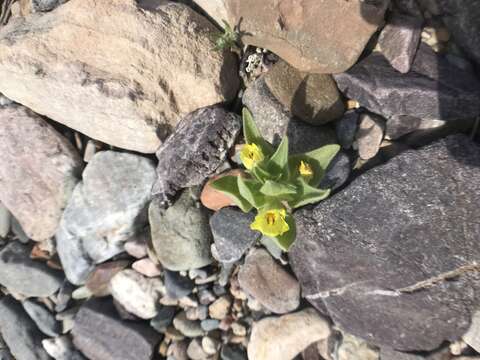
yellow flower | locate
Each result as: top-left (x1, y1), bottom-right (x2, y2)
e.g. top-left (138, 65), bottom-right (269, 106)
top-left (240, 143), bottom-right (264, 170)
top-left (298, 160), bottom-right (314, 180)
top-left (250, 208), bottom-right (290, 237)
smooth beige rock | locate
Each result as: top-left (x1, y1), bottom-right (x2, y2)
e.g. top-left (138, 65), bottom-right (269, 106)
top-left (225, 0), bottom-right (388, 73)
top-left (355, 113), bottom-right (385, 160)
top-left (248, 308), bottom-right (331, 360)
top-left (0, 105), bottom-right (82, 241)
top-left (0, 0), bottom-right (239, 153)
top-left (192, 0), bottom-right (228, 27)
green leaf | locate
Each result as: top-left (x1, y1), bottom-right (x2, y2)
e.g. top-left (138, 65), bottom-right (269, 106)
top-left (304, 144), bottom-right (340, 171)
top-left (260, 180), bottom-right (298, 197)
top-left (237, 177), bottom-right (265, 209)
top-left (264, 137), bottom-right (289, 177)
top-left (290, 179), bottom-right (331, 208)
top-left (251, 164), bottom-right (271, 183)
top-left (210, 176), bottom-right (253, 212)
top-left (272, 215), bottom-right (296, 251)
top-left (242, 108), bottom-right (274, 156)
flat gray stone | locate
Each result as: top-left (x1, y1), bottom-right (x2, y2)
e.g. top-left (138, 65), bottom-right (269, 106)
top-left (290, 135), bottom-right (480, 351)
top-left (22, 300), bottom-right (60, 337)
top-left (0, 297), bottom-right (50, 360)
top-left (0, 242), bottom-right (63, 297)
top-left (56, 151), bottom-right (156, 285)
top-left (0, 202), bottom-right (10, 238)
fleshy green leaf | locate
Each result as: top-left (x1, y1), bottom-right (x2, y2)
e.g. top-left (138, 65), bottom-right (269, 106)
top-left (242, 108), bottom-right (274, 156)
top-left (251, 164), bottom-right (271, 183)
top-left (290, 179), bottom-right (331, 208)
top-left (303, 144), bottom-right (340, 171)
top-left (237, 177), bottom-right (266, 209)
top-left (260, 180), bottom-right (298, 197)
top-left (272, 215), bottom-right (296, 251)
top-left (264, 137), bottom-right (289, 178)
top-left (210, 175), bottom-right (252, 212)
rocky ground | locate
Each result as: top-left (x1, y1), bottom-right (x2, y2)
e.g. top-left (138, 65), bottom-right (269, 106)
top-left (0, 0), bottom-right (479, 359)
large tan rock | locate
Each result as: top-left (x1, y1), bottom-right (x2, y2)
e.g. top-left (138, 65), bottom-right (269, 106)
top-left (192, 0), bottom-right (228, 27)
top-left (225, 0), bottom-right (388, 74)
top-left (0, 105), bottom-right (82, 241)
top-left (0, 0), bottom-right (239, 153)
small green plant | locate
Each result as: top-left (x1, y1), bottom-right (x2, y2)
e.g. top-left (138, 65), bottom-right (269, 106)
top-left (213, 20), bottom-right (239, 52)
top-left (211, 108), bottom-right (340, 252)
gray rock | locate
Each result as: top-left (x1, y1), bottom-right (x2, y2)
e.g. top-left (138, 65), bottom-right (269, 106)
top-left (210, 208), bottom-right (260, 263)
top-left (164, 270), bottom-right (195, 300)
top-left (0, 242), bottom-right (63, 297)
top-left (187, 338), bottom-right (209, 360)
top-left (335, 111), bottom-right (359, 150)
top-left (379, 346), bottom-right (451, 360)
top-left (149, 189), bottom-right (213, 271)
top-left (221, 345), bottom-right (247, 360)
top-left (462, 310), bottom-right (480, 353)
top-left (243, 77), bottom-right (338, 154)
top-left (356, 113), bottom-right (385, 160)
top-left (238, 249), bottom-right (300, 314)
top-left (334, 44), bottom-right (480, 121)
top-left (72, 298), bottom-right (161, 360)
top-left (319, 152), bottom-right (351, 191)
top-left (394, 0), bottom-right (423, 16)
top-left (56, 151), bottom-right (156, 285)
top-left (0, 202), bottom-right (10, 238)
top-left (386, 116), bottom-right (447, 140)
top-left (22, 300), bottom-right (60, 337)
top-left (338, 332), bottom-right (379, 360)
top-left (290, 135), bottom-right (480, 351)
top-left (173, 312), bottom-right (204, 338)
top-left (0, 297), bottom-right (50, 360)
top-left (42, 336), bottom-right (86, 360)
top-left (200, 319), bottom-right (220, 332)
top-left (378, 12), bottom-right (423, 73)
top-left (437, 0), bottom-right (480, 68)
top-left (31, 0), bottom-right (66, 12)
top-left (152, 106), bottom-right (241, 207)
top-left (150, 306), bottom-right (177, 333)
top-left (11, 217), bottom-right (30, 243)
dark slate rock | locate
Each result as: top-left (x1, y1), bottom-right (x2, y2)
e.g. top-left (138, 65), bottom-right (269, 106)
top-left (0, 297), bottom-right (50, 360)
top-left (221, 344), bottom-right (247, 360)
top-left (152, 107), bottom-right (241, 207)
top-left (243, 77), bottom-right (338, 154)
top-left (0, 242), bottom-right (63, 297)
top-left (319, 151), bottom-right (351, 191)
top-left (164, 270), bottom-right (195, 300)
top-left (393, 0), bottom-right (423, 17)
top-left (210, 208), bottom-right (260, 263)
top-left (385, 115), bottom-right (447, 140)
top-left (335, 111), bottom-right (359, 149)
top-left (32, 0), bottom-right (66, 12)
top-left (334, 44), bottom-right (480, 121)
top-left (150, 306), bottom-right (177, 333)
top-left (437, 0), bottom-right (480, 68)
top-left (72, 298), bottom-right (161, 360)
top-left (378, 12), bottom-right (423, 73)
top-left (290, 135), bottom-right (480, 351)
top-left (22, 299), bottom-right (60, 337)
top-left (380, 346), bottom-right (451, 360)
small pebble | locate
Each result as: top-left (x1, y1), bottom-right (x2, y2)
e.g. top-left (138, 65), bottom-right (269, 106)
top-left (150, 306), bottom-right (177, 333)
top-left (201, 319), bottom-right (220, 332)
top-left (187, 338), bottom-right (209, 360)
top-left (165, 326), bottom-right (186, 342)
top-left (132, 258), bottom-right (162, 277)
top-left (202, 336), bottom-right (220, 355)
top-left (209, 296), bottom-right (232, 320)
top-left (124, 238), bottom-right (148, 259)
top-left (173, 312), bottom-right (205, 338)
top-left (220, 344), bottom-right (247, 360)
top-left (198, 289), bottom-right (216, 305)
top-left (164, 270), bottom-right (195, 299)
top-left (231, 322), bottom-right (247, 337)
top-left (186, 305), bottom-right (208, 321)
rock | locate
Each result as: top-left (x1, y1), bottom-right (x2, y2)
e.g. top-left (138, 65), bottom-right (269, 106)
top-left (173, 312), bottom-right (204, 338)
top-left (335, 111), bottom-right (359, 150)
top-left (187, 339), bottom-right (209, 360)
top-left (238, 249), bottom-right (300, 314)
top-left (290, 135), bottom-right (480, 351)
top-left (319, 152), bottom-right (351, 191)
top-left (201, 319), bottom-right (220, 332)
top-left (334, 44), bottom-right (480, 121)
top-left (150, 306), bottom-right (177, 333)
top-left (202, 336), bottom-right (220, 355)
top-left (149, 189), bottom-right (213, 271)
top-left (56, 151), bottom-right (156, 285)
top-left (22, 300), bottom-right (60, 337)
top-left (152, 107), bottom-right (241, 206)
top-left (210, 208), bottom-right (260, 263)
top-left (132, 258), bottom-right (162, 278)
top-left (124, 235), bottom-right (149, 259)
top-left (170, 340), bottom-right (189, 360)
top-left (42, 336), bottom-right (86, 360)
top-left (0, 0), bottom-right (239, 153)
top-left (192, 0), bottom-right (228, 26)
top-left (0, 202), bottom-right (10, 238)
top-left (0, 105), bottom-right (82, 241)
top-left (221, 344), bottom-right (247, 360)
top-left (462, 310), bottom-right (480, 353)
top-left (385, 116), bottom-right (447, 140)
top-left (264, 60), bottom-right (345, 125)
top-left (209, 296), bottom-right (232, 320)
top-left (437, 0), bottom-right (480, 68)
top-left (109, 269), bottom-right (164, 319)
top-left (72, 298), bottom-right (161, 360)
top-left (0, 297), bottom-right (50, 360)
top-left (85, 260), bottom-right (130, 297)
top-left (164, 270), bottom-right (195, 300)
top-left (224, 0), bottom-right (388, 73)
top-left (200, 170), bottom-right (243, 211)
top-left (338, 332), bottom-right (379, 360)
top-left (248, 308), bottom-right (330, 360)
top-left (243, 77), bottom-right (338, 153)
top-left (31, 0), bottom-right (65, 12)
top-left (0, 242), bottom-right (63, 297)
top-left (355, 112), bottom-right (385, 160)
top-left (378, 12), bottom-right (423, 73)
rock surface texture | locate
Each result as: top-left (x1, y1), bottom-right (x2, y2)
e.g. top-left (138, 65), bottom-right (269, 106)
top-left (56, 151), bottom-right (156, 285)
top-left (0, 0), bottom-right (239, 153)
top-left (0, 105), bottom-right (82, 241)
top-left (152, 107), bottom-right (241, 207)
top-left (290, 135), bottom-right (480, 351)
top-left (225, 0), bottom-right (389, 73)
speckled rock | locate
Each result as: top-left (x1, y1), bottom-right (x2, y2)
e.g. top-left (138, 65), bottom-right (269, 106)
top-left (290, 135), bottom-right (480, 351)
top-left (355, 112), bottom-right (385, 160)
